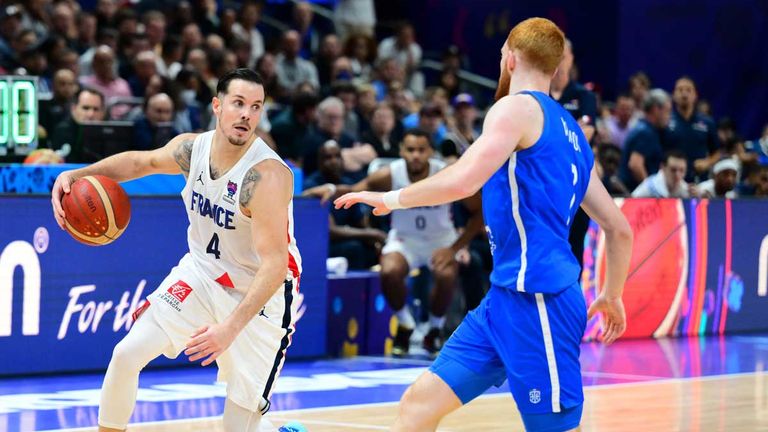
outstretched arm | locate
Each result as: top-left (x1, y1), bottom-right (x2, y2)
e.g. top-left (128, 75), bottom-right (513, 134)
top-left (334, 95), bottom-right (534, 214)
top-left (185, 159), bottom-right (293, 366)
top-left (51, 133), bottom-right (198, 229)
top-left (580, 167), bottom-right (633, 344)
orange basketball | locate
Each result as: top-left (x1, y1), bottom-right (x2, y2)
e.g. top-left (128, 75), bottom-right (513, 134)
top-left (61, 175), bottom-right (131, 246)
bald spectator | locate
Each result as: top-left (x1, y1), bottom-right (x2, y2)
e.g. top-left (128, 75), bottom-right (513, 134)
top-left (276, 30), bottom-right (320, 94)
top-left (127, 50), bottom-right (158, 97)
top-left (50, 87), bottom-right (105, 162)
top-left (231, 1), bottom-right (265, 68)
top-left (80, 45), bottom-right (133, 119)
top-left (40, 69), bottom-right (79, 136)
top-left (133, 93), bottom-right (179, 151)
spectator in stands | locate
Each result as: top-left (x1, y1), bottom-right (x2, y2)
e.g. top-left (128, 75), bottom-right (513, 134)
top-left (356, 83), bottom-right (379, 134)
top-left (316, 34), bottom-right (342, 88)
top-left (303, 140), bottom-right (386, 269)
top-left (378, 22), bottom-right (424, 97)
top-left (7, 29), bottom-right (38, 72)
top-left (254, 52), bottom-right (281, 103)
top-left (442, 93), bottom-right (480, 160)
top-left (185, 47), bottom-right (217, 95)
top-left (632, 150), bottom-right (693, 198)
top-left (438, 69), bottom-right (462, 100)
top-left (744, 124), bottom-right (768, 166)
top-left (276, 29), bottom-right (320, 94)
top-left (181, 23), bottom-right (204, 53)
top-left (40, 69), bottom-right (78, 137)
top-left (551, 39), bottom-right (598, 141)
top-left (629, 71), bottom-right (651, 121)
top-left (697, 158), bottom-right (739, 198)
top-left (360, 103), bottom-right (403, 159)
top-left (127, 50), bottom-right (158, 98)
top-left (95, 0), bottom-right (118, 29)
top-left (344, 33), bottom-right (377, 84)
top-left (597, 144), bottom-right (630, 196)
top-left (75, 11), bottom-right (98, 54)
top-left (132, 93), bottom-right (179, 151)
top-left (271, 90), bottom-right (319, 165)
top-left (50, 2), bottom-right (77, 50)
top-left (80, 45), bottom-right (132, 119)
top-left (160, 36), bottom-right (183, 79)
top-left (231, 1), bottom-right (265, 68)
top-left (754, 167), bottom-right (768, 197)
top-left (331, 81), bottom-right (361, 140)
top-left (78, 28), bottom-right (118, 76)
top-left (49, 87), bottom-right (105, 162)
top-left (619, 88), bottom-right (671, 191)
top-left (386, 81), bottom-right (414, 121)
top-left (371, 57), bottom-right (404, 101)
top-left (411, 103), bottom-right (447, 148)
top-left (600, 94), bottom-right (636, 149)
top-left (334, 0), bottom-right (376, 41)
top-left (666, 76), bottom-right (719, 182)
top-left (0, 5), bottom-right (22, 65)
top-left (326, 56), bottom-right (355, 95)
top-left (301, 96), bottom-right (359, 176)
top-left (17, 45), bottom-right (51, 95)
top-left (141, 10), bottom-right (166, 54)
top-left (292, 1), bottom-right (324, 59)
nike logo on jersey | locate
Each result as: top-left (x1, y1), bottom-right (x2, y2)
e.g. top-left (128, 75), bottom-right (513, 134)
top-left (190, 190), bottom-right (236, 229)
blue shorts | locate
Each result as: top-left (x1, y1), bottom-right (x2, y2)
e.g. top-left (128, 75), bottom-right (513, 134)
top-left (430, 283), bottom-right (586, 431)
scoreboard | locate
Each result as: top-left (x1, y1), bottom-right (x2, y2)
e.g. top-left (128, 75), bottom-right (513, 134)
top-left (0, 76), bottom-right (38, 156)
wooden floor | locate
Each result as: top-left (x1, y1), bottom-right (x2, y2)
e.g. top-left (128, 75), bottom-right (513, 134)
top-left (73, 372), bottom-right (768, 431)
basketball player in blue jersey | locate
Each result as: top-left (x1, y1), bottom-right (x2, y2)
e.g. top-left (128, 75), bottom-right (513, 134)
top-left (335, 18), bottom-right (632, 432)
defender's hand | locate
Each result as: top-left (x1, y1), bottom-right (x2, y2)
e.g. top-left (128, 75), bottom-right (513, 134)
top-left (587, 294), bottom-right (626, 345)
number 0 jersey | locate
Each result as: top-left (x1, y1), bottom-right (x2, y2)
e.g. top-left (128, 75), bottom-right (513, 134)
top-left (182, 131), bottom-right (302, 293)
top-left (482, 91), bottom-right (594, 294)
top-left (389, 158), bottom-right (456, 239)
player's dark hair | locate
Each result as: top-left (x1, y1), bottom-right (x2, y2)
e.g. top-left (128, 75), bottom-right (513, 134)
top-left (216, 68), bottom-right (264, 96)
top-left (402, 128), bottom-right (433, 148)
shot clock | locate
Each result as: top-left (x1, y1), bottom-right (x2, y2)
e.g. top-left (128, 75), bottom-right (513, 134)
top-left (0, 76), bottom-right (38, 157)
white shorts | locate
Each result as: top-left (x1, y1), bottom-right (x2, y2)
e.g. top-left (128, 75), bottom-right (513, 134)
top-left (381, 229), bottom-right (459, 270)
top-left (145, 254), bottom-right (298, 413)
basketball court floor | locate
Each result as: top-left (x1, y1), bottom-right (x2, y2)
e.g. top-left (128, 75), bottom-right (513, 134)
top-left (2, 334), bottom-right (768, 431)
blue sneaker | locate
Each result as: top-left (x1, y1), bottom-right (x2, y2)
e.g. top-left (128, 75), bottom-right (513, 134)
top-left (278, 421), bottom-right (308, 432)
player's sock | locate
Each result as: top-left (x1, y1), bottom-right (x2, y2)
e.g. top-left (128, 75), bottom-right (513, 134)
top-left (223, 397), bottom-right (271, 432)
top-left (429, 313), bottom-right (445, 330)
top-left (395, 306), bottom-right (416, 329)
top-left (98, 307), bottom-right (172, 430)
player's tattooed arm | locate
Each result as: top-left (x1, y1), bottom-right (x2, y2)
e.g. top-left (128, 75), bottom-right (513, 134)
top-left (173, 137), bottom-right (195, 177)
top-left (239, 165), bottom-right (262, 210)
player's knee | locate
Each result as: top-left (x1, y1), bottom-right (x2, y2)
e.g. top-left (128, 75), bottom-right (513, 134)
top-left (381, 261), bottom-right (407, 281)
top-left (397, 384), bottom-right (439, 430)
top-left (109, 341), bottom-right (145, 374)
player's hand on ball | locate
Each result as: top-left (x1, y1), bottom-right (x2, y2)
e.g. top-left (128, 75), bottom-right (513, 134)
top-left (185, 323), bottom-right (237, 366)
top-left (334, 191), bottom-right (390, 216)
top-left (587, 294), bottom-right (626, 345)
top-left (51, 170), bottom-right (78, 229)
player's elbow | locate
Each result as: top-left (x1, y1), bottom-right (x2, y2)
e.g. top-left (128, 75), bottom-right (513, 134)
top-left (606, 217), bottom-right (633, 248)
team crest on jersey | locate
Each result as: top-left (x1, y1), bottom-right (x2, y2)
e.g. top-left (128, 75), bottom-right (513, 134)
top-left (529, 389), bottom-right (541, 404)
top-left (223, 180), bottom-right (238, 204)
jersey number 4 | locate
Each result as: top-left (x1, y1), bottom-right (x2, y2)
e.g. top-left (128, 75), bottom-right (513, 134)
top-left (207, 233), bottom-right (222, 259)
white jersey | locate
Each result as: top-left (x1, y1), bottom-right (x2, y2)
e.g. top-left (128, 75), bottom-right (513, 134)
top-left (182, 130), bottom-right (302, 293)
top-left (389, 158), bottom-right (456, 239)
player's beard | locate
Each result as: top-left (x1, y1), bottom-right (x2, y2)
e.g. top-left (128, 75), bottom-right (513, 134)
top-left (227, 134), bottom-right (249, 146)
top-left (495, 67), bottom-right (511, 101)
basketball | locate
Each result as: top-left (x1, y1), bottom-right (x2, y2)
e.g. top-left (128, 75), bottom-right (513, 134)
top-left (61, 175), bottom-right (131, 246)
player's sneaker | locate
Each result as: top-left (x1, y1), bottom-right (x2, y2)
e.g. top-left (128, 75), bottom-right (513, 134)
top-left (392, 325), bottom-right (414, 357)
top-left (278, 421), bottom-right (307, 432)
top-left (422, 327), bottom-right (443, 356)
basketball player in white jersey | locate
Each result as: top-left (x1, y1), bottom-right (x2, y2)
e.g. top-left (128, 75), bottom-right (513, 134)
top-left (50, 68), bottom-right (301, 432)
top-left (305, 129), bottom-right (483, 355)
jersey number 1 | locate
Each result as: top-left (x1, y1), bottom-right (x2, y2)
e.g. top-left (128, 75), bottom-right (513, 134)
top-left (207, 233), bottom-right (221, 259)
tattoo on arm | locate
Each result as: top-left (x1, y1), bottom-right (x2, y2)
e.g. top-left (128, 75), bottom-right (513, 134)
top-left (173, 138), bottom-right (194, 177)
top-left (239, 165), bottom-right (262, 208)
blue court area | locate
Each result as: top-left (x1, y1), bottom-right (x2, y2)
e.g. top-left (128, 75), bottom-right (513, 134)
top-left (1, 334), bottom-right (767, 432)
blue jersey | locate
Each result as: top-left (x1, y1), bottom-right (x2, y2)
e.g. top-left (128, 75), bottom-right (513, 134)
top-left (482, 91), bottom-right (594, 294)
